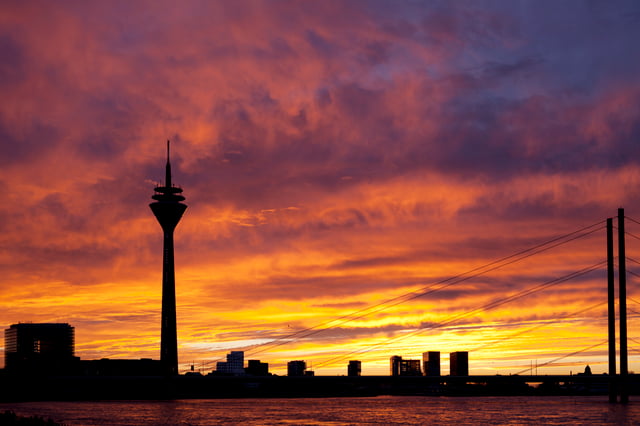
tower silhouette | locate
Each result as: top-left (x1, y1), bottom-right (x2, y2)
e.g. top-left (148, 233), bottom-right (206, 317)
top-left (150, 141), bottom-right (187, 376)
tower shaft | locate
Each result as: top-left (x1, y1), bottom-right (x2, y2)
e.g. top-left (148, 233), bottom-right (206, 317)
top-left (160, 229), bottom-right (178, 374)
top-left (618, 208), bottom-right (629, 403)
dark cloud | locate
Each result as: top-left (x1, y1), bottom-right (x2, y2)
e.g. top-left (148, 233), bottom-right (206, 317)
top-left (0, 33), bottom-right (25, 85)
top-left (0, 121), bottom-right (60, 166)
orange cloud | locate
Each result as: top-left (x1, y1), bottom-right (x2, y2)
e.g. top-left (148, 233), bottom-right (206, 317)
top-left (2, 1), bottom-right (640, 375)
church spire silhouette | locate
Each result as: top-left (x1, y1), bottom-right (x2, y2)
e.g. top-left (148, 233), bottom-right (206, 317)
top-left (150, 140), bottom-right (187, 376)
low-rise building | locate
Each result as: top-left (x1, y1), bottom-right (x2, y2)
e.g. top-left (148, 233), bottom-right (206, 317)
top-left (287, 360), bottom-right (307, 376)
top-left (246, 359), bottom-right (269, 376)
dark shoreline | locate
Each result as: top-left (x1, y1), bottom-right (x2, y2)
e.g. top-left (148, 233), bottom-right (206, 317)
top-left (0, 410), bottom-right (66, 425)
top-left (1, 374), bottom-right (635, 401)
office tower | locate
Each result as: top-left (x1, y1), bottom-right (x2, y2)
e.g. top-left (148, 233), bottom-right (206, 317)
top-left (422, 351), bottom-right (441, 376)
top-left (402, 359), bottom-right (422, 376)
top-left (150, 141), bottom-right (187, 376)
top-left (348, 360), bottom-right (362, 377)
top-left (4, 323), bottom-right (76, 373)
top-left (450, 351), bottom-right (469, 376)
top-left (216, 351), bottom-right (245, 375)
top-left (390, 356), bottom-right (422, 376)
top-left (287, 360), bottom-right (307, 376)
top-left (226, 351), bottom-right (245, 375)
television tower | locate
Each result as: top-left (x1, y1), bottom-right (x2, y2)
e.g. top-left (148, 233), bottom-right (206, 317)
top-left (150, 140), bottom-right (187, 376)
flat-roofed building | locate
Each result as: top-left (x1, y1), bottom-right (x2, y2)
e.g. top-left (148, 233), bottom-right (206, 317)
top-left (347, 360), bottom-right (361, 377)
top-left (422, 351), bottom-right (440, 376)
top-left (390, 355), bottom-right (402, 376)
top-left (287, 360), bottom-right (307, 376)
top-left (246, 359), bottom-right (269, 376)
top-left (390, 356), bottom-right (422, 376)
top-left (216, 351), bottom-right (245, 375)
top-left (450, 351), bottom-right (469, 376)
top-left (4, 323), bottom-right (77, 374)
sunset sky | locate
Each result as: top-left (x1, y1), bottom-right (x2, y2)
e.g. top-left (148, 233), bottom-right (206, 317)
top-left (2, 0), bottom-right (640, 376)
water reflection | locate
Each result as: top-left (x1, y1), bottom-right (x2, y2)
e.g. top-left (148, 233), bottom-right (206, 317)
top-left (1, 396), bottom-right (639, 425)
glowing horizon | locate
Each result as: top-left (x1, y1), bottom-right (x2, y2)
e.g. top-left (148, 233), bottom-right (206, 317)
top-left (2, 1), bottom-right (640, 376)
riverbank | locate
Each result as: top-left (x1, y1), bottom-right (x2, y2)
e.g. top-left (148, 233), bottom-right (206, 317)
top-left (1, 374), bottom-right (634, 401)
top-left (0, 410), bottom-right (66, 426)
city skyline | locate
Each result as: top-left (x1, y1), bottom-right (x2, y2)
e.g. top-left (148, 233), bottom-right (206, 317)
top-left (2, 1), bottom-right (640, 376)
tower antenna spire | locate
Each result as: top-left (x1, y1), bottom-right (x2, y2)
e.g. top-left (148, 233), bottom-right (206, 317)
top-left (165, 140), bottom-right (172, 188)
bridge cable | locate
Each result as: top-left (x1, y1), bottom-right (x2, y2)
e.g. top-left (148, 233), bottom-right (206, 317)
top-left (625, 231), bottom-right (640, 242)
top-left (350, 300), bottom-right (607, 365)
top-left (625, 215), bottom-right (640, 226)
top-left (239, 221), bottom-right (606, 361)
top-left (315, 260), bottom-right (605, 369)
top-left (628, 296), bottom-right (640, 306)
top-left (470, 301), bottom-right (606, 353)
top-left (514, 340), bottom-right (607, 375)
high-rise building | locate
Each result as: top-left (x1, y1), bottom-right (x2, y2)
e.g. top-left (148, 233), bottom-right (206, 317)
top-left (227, 351), bottom-right (244, 374)
top-left (287, 360), bottom-right (307, 376)
top-left (450, 351), bottom-right (469, 376)
top-left (422, 351), bottom-right (440, 376)
top-left (390, 356), bottom-right (402, 376)
top-left (216, 351), bottom-right (245, 375)
top-left (347, 360), bottom-right (361, 377)
top-left (402, 359), bottom-right (422, 376)
top-left (390, 356), bottom-right (422, 376)
top-left (150, 141), bottom-right (187, 376)
top-left (4, 323), bottom-right (77, 374)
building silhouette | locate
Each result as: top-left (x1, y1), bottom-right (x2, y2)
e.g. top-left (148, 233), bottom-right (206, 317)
top-left (450, 351), bottom-right (469, 376)
top-left (390, 356), bottom-right (401, 376)
top-left (150, 141), bottom-right (187, 376)
top-left (390, 355), bottom-right (422, 376)
top-left (246, 359), bottom-right (269, 376)
top-left (4, 323), bottom-right (77, 374)
top-left (422, 351), bottom-right (440, 376)
top-left (287, 360), bottom-right (307, 376)
top-left (347, 360), bottom-right (361, 377)
top-left (79, 358), bottom-right (162, 376)
top-left (216, 351), bottom-right (245, 375)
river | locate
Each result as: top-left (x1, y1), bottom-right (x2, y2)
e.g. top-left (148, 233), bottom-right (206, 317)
top-left (1, 396), bottom-right (638, 425)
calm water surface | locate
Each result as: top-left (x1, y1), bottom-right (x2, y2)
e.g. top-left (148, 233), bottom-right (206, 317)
top-left (1, 396), bottom-right (639, 425)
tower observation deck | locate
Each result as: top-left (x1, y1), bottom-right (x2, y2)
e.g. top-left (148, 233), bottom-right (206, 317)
top-left (150, 141), bottom-right (187, 376)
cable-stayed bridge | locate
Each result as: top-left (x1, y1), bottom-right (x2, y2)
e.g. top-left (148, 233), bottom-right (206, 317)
top-left (202, 208), bottom-right (639, 403)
